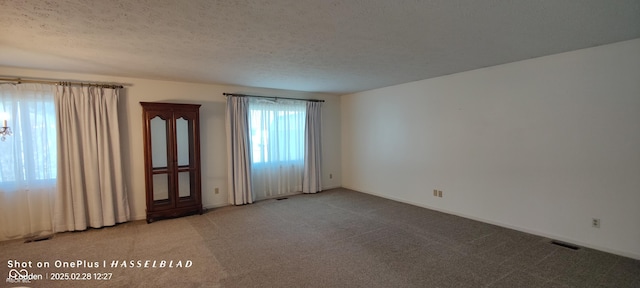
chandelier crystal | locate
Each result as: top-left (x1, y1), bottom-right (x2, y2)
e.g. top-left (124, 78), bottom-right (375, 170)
top-left (0, 126), bottom-right (11, 141)
top-left (0, 116), bottom-right (11, 141)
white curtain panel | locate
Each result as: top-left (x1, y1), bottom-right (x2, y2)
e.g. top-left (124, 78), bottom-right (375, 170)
top-left (303, 101), bottom-right (322, 193)
top-left (248, 99), bottom-right (305, 200)
top-left (0, 84), bottom-right (57, 241)
top-left (53, 85), bottom-right (130, 232)
top-left (226, 96), bottom-right (254, 205)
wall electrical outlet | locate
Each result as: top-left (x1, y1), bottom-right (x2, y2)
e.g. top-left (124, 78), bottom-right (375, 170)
top-left (438, 190), bottom-right (443, 197)
top-left (215, 188), bottom-right (219, 194)
top-left (592, 218), bottom-right (600, 228)
top-left (329, 173), bottom-right (333, 179)
top-left (433, 189), bottom-right (438, 196)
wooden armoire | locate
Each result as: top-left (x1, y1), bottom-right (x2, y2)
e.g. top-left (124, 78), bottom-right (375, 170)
top-left (140, 102), bottom-right (202, 223)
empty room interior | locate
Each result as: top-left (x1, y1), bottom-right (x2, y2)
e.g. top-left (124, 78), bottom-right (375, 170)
top-left (1, 1), bottom-right (639, 287)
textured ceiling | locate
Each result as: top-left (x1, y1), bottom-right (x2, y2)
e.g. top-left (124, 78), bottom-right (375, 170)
top-left (1, 0), bottom-right (639, 94)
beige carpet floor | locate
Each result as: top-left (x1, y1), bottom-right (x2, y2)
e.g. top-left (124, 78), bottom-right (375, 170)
top-left (1, 188), bottom-right (639, 287)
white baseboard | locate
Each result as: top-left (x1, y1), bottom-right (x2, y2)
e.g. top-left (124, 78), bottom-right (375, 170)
top-left (131, 214), bottom-right (146, 221)
top-left (322, 185), bottom-right (341, 190)
top-left (203, 202), bottom-right (231, 210)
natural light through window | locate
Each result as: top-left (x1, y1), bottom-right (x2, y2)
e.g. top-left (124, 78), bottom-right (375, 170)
top-left (248, 100), bottom-right (305, 165)
top-left (0, 85), bottom-right (57, 184)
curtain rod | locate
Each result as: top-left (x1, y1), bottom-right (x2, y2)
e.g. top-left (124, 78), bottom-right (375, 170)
top-left (223, 93), bottom-right (325, 102)
top-left (0, 77), bottom-right (125, 89)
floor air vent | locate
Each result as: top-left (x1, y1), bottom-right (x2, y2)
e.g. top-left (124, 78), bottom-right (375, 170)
top-left (550, 240), bottom-right (580, 250)
top-left (24, 235), bottom-right (53, 243)
top-left (276, 197), bottom-right (288, 200)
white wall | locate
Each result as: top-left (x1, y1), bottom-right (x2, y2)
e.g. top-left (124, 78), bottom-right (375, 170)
top-left (0, 66), bottom-right (342, 220)
top-left (341, 38), bottom-right (640, 259)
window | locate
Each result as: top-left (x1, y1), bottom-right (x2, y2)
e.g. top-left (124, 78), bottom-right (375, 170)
top-left (0, 84), bottom-right (57, 185)
top-left (249, 99), bottom-right (306, 165)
